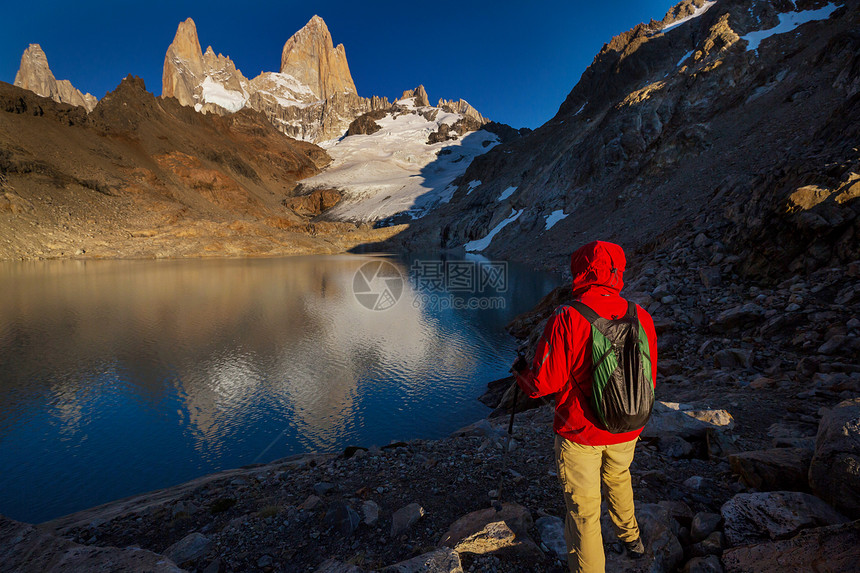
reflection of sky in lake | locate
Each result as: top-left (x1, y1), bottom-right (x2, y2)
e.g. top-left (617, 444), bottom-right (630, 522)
top-left (0, 255), bottom-right (558, 523)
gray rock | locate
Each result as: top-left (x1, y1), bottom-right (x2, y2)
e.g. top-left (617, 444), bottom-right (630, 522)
top-left (689, 531), bottom-right (726, 557)
top-left (722, 520), bottom-right (860, 572)
top-left (301, 494), bottom-right (322, 510)
top-left (315, 559), bottom-right (364, 573)
top-left (323, 501), bottom-right (361, 536)
top-left (728, 448), bottom-right (812, 491)
top-left (633, 503), bottom-right (684, 573)
top-left (361, 500), bottom-right (379, 526)
top-left (0, 515), bottom-right (184, 572)
top-left (535, 515), bottom-right (566, 558)
top-left (713, 348), bottom-right (752, 369)
top-left (313, 482), bottom-right (337, 496)
top-left (163, 532), bottom-right (212, 565)
top-left (809, 398), bottom-right (860, 518)
top-left (257, 554), bottom-right (273, 568)
top-left (391, 502), bottom-right (425, 537)
top-left (710, 304), bottom-right (764, 332)
top-left (699, 267), bottom-right (722, 288)
top-left (690, 512), bottom-right (722, 542)
top-left (657, 435), bottom-right (694, 458)
top-left (383, 547), bottom-right (463, 572)
top-left (439, 503), bottom-right (538, 557)
top-left (682, 555), bottom-right (724, 573)
top-left (721, 491), bottom-right (849, 546)
top-left (657, 500), bottom-right (694, 528)
top-left (642, 402), bottom-right (735, 440)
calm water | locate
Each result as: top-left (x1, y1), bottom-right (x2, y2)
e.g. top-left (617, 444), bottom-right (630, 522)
top-left (0, 254), bottom-right (557, 523)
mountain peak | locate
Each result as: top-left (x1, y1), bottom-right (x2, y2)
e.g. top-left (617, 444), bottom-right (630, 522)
top-left (14, 43), bottom-right (97, 111)
top-left (280, 15), bottom-right (356, 100)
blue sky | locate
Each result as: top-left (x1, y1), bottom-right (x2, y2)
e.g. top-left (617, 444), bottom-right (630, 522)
top-left (1, 1), bottom-right (678, 128)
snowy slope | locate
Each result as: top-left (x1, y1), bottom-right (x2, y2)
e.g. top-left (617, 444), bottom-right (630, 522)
top-left (302, 99), bottom-right (499, 222)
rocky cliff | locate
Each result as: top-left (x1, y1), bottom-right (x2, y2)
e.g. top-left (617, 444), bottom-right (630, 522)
top-left (13, 44), bottom-right (97, 112)
top-left (391, 0), bottom-right (858, 284)
top-left (161, 16), bottom-right (391, 142)
top-left (279, 15), bottom-right (357, 100)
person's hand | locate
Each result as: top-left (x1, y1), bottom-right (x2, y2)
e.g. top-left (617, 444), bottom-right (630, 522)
top-left (511, 354), bottom-right (528, 373)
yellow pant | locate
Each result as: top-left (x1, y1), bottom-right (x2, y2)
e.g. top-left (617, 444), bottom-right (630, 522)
top-left (554, 434), bottom-right (640, 573)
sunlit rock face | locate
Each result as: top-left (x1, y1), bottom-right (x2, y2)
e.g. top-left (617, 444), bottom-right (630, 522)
top-left (279, 15), bottom-right (357, 101)
top-left (14, 44), bottom-right (97, 111)
top-left (160, 16), bottom-right (390, 142)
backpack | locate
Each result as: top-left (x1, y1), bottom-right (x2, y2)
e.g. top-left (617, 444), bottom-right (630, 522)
top-left (570, 300), bottom-right (654, 433)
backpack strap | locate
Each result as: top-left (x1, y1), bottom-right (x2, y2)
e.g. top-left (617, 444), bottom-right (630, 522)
top-left (569, 300), bottom-right (600, 324)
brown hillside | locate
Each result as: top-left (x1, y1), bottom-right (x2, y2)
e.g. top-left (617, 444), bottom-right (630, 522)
top-left (0, 77), bottom-right (400, 259)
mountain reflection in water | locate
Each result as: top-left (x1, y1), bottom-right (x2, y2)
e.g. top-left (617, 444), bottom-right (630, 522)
top-left (0, 255), bottom-right (557, 523)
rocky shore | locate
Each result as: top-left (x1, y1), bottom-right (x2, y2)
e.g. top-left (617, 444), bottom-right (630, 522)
top-left (2, 236), bottom-right (858, 572)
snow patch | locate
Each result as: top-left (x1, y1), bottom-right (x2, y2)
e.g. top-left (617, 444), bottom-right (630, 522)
top-left (659, 1), bottom-right (717, 34)
top-left (200, 76), bottom-right (247, 112)
top-left (741, 3), bottom-right (838, 51)
top-left (301, 109), bottom-right (499, 222)
top-left (497, 186), bottom-right (517, 201)
top-left (464, 209), bottom-right (524, 252)
top-left (573, 102), bottom-right (587, 116)
top-left (544, 210), bottom-right (569, 230)
top-left (467, 180), bottom-right (482, 195)
top-left (676, 50), bottom-right (695, 68)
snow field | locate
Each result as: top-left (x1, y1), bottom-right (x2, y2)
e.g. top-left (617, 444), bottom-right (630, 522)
top-left (741, 3), bottom-right (838, 51)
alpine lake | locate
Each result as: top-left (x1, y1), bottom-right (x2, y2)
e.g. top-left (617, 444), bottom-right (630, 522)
top-left (0, 254), bottom-right (558, 523)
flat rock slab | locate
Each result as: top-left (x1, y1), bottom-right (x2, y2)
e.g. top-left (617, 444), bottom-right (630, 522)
top-left (728, 447), bottom-right (812, 491)
top-left (391, 503), bottom-right (425, 537)
top-left (721, 491), bottom-right (849, 546)
top-left (163, 532), bottom-right (212, 565)
top-left (0, 515), bottom-right (184, 572)
top-left (383, 547), bottom-right (463, 572)
top-left (315, 559), bottom-right (364, 573)
top-left (535, 515), bottom-right (566, 558)
top-left (439, 503), bottom-right (539, 558)
top-left (809, 398), bottom-right (860, 518)
top-left (722, 519), bottom-right (860, 573)
top-left (642, 402), bottom-right (735, 440)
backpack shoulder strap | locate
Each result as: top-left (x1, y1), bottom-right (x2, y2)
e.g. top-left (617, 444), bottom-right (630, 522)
top-left (569, 300), bottom-right (601, 324)
top-left (626, 300), bottom-right (637, 319)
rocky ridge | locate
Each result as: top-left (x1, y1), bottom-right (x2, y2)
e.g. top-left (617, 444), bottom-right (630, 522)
top-left (161, 16), bottom-right (391, 142)
top-left (390, 0), bottom-right (857, 280)
top-left (13, 44), bottom-right (98, 112)
top-left (0, 77), bottom-right (401, 260)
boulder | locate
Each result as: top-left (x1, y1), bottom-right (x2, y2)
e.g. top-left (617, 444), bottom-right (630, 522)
top-left (535, 515), bottom-right (566, 558)
top-left (0, 515), bottom-right (183, 572)
top-left (439, 503), bottom-right (539, 558)
top-left (713, 348), bottom-right (752, 369)
top-left (315, 559), bottom-right (364, 572)
top-left (163, 532), bottom-right (212, 565)
top-left (690, 512), bottom-right (722, 542)
top-left (710, 304), bottom-right (764, 332)
top-left (391, 503), bottom-right (425, 537)
top-left (809, 398), bottom-right (860, 518)
top-left (721, 492), bottom-right (848, 546)
top-left (383, 547), bottom-right (463, 572)
top-left (606, 503), bottom-right (683, 573)
top-left (682, 555), bottom-right (724, 573)
top-left (722, 520), bottom-right (860, 572)
top-left (323, 501), bottom-right (361, 536)
top-left (728, 448), bottom-right (812, 491)
top-left (641, 402), bottom-right (735, 440)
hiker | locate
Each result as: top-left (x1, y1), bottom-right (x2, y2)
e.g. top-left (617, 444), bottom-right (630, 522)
top-left (512, 240), bottom-right (658, 573)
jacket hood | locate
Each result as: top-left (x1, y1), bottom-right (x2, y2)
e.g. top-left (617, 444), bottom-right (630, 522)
top-left (570, 240), bottom-right (626, 295)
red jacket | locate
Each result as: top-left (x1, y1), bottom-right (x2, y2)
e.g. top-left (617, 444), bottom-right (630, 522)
top-left (516, 241), bottom-right (658, 446)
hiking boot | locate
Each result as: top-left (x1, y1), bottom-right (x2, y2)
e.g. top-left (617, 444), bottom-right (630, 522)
top-left (622, 537), bottom-right (645, 558)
